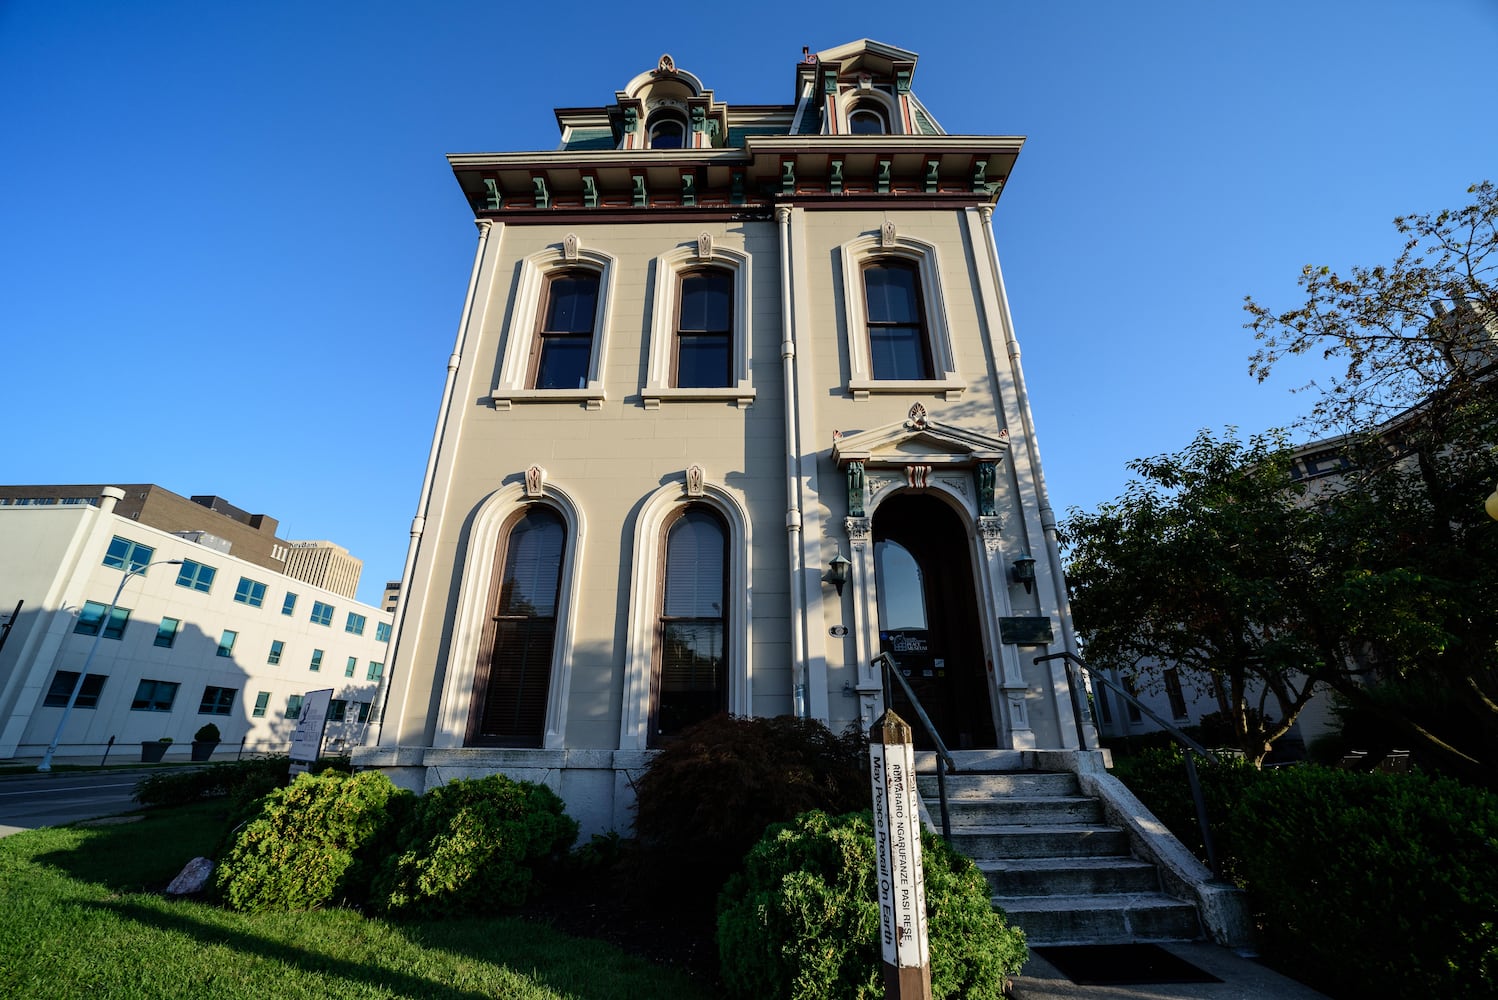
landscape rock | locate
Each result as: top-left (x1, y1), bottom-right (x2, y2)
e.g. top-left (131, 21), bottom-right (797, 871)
top-left (165, 856), bottom-right (214, 896)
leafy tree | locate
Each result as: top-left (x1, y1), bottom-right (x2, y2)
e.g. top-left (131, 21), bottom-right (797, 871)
top-left (1243, 181), bottom-right (1498, 778)
top-left (1064, 430), bottom-right (1333, 764)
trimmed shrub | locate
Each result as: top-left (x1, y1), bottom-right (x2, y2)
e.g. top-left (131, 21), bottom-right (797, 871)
top-left (215, 769), bottom-right (411, 912)
top-left (1230, 767), bottom-right (1498, 998)
top-left (374, 773), bottom-right (577, 918)
top-left (717, 810), bottom-right (1026, 1000)
top-left (1108, 745), bottom-right (1263, 869)
top-left (633, 714), bottom-right (871, 898)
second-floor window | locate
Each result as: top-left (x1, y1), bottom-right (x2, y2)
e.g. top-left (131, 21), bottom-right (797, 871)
top-left (530, 271), bottom-right (600, 390)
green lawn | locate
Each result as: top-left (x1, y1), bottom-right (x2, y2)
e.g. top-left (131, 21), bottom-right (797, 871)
top-left (0, 803), bottom-right (712, 999)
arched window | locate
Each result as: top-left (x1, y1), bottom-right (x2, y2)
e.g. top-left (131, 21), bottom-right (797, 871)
top-left (674, 268), bottom-right (733, 388)
top-left (654, 506), bottom-right (728, 742)
top-left (848, 104), bottom-right (888, 135)
top-left (648, 112), bottom-right (687, 149)
top-left (470, 506), bottom-right (565, 746)
top-left (863, 260), bottom-right (932, 380)
top-left (528, 270), bottom-right (600, 390)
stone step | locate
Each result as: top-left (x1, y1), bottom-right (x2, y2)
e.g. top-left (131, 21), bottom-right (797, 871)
top-left (939, 794), bottom-right (1103, 827)
top-left (945, 824), bottom-right (1131, 859)
top-left (976, 856), bottom-right (1162, 897)
top-left (994, 892), bottom-right (1204, 947)
top-left (918, 770), bottom-right (1079, 799)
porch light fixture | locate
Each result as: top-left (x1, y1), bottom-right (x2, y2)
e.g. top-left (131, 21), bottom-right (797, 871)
top-left (823, 551), bottom-right (852, 596)
top-left (1011, 554), bottom-right (1037, 594)
top-left (1486, 483), bottom-right (1498, 522)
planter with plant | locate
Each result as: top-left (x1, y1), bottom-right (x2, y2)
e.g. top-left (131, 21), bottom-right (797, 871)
top-left (191, 723), bottom-right (221, 762)
top-left (140, 737), bottom-right (172, 763)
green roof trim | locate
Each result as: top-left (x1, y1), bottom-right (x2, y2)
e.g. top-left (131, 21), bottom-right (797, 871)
top-left (561, 128), bottom-right (617, 151)
top-left (912, 107), bottom-right (939, 136)
top-left (726, 125), bottom-right (786, 147)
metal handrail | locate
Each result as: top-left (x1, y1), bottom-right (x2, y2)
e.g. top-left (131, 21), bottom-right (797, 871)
top-left (873, 651), bottom-right (957, 840)
top-left (1035, 650), bottom-right (1223, 876)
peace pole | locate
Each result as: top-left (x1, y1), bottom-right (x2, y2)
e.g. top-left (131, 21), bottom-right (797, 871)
top-left (869, 710), bottom-right (932, 1000)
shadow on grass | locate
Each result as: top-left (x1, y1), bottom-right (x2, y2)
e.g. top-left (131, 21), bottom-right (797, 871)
top-left (30, 801), bottom-right (227, 892)
top-left (82, 898), bottom-right (498, 1000)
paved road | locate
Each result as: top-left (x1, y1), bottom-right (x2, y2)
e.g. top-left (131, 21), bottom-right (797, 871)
top-left (0, 769), bottom-right (154, 837)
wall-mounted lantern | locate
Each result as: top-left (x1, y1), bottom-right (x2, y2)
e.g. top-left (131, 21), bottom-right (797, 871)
top-left (1011, 554), bottom-right (1037, 594)
top-left (823, 551), bottom-right (852, 596)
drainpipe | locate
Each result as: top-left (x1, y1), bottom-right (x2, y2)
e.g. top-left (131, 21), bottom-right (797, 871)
top-left (369, 218), bottom-right (498, 745)
top-left (776, 205), bottom-right (809, 718)
top-left (977, 206), bottom-right (1086, 737)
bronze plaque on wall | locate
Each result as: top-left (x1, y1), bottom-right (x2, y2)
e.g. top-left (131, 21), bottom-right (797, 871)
top-left (998, 617), bottom-right (1054, 646)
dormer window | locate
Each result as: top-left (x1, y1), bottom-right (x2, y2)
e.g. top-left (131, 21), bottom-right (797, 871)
top-left (648, 112), bottom-right (687, 149)
top-left (847, 104), bottom-right (888, 135)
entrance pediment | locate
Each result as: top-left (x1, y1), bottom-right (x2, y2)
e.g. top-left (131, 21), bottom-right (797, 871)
top-left (831, 405), bottom-right (1008, 470)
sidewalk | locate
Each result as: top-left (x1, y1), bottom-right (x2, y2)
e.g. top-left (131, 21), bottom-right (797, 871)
top-left (1012, 943), bottom-right (1328, 999)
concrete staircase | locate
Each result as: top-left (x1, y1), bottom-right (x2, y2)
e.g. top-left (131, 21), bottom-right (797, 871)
top-left (917, 762), bottom-right (1204, 947)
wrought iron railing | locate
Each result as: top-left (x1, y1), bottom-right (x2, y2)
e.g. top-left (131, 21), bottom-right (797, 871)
top-left (873, 651), bottom-right (958, 840)
top-left (1034, 650), bottom-right (1224, 875)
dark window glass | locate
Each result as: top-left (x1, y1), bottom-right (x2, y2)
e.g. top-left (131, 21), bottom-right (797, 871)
top-left (676, 270), bottom-right (732, 388)
top-left (655, 507), bottom-right (728, 742)
top-left (131, 679), bottom-right (178, 712)
top-left (848, 107), bottom-right (887, 135)
top-left (44, 671), bottom-right (106, 708)
top-left (864, 262), bottom-right (931, 379)
top-left (534, 273), bottom-right (599, 390)
top-left (472, 507), bottom-right (566, 746)
top-left (649, 117), bottom-right (686, 149)
top-left (198, 686), bottom-right (236, 715)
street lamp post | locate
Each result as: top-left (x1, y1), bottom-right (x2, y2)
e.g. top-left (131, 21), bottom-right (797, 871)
top-left (37, 558), bottom-right (183, 772)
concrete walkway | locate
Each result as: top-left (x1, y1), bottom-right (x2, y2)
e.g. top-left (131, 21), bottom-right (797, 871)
top-left (1012, 943), bottom-right (1328, 999)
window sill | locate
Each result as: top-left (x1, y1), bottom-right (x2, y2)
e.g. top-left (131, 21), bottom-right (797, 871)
top-left (491, 388), bottom-right (607, 410)
top-left (847, 377), bottom-right (965, 401)
top-left (641, 386), bottom-right (756, 409)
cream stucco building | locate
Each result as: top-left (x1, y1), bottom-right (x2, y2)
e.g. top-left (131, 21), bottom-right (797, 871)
top-left (358, 40), bottom-right (1088, 834)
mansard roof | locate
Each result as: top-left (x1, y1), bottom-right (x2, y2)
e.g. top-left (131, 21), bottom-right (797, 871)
top-left (450, 42), bottom-right (1022, 219)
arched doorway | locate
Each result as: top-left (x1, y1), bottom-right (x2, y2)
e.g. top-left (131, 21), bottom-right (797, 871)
top-left (873, 492), bottom-right (996, 749)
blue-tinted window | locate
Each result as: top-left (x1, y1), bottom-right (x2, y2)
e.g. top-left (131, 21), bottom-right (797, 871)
top-left (310, 601), bottom-right (334, 626)
top-left (282, 592), bottom-right (298, 616)
top-left (376, 622), bottom-right (392, 643)
top-left (75, 601), bottom-right (129, 639)
top-left (217, 630), bottom-right (237, 657)
top-left (234, 577), bottom-right (267, 607)
top-left (345, 656), bottom-right (357, 677)
top-left (286, 694), bottom-right (304, 718)
top-left (103, 536), bottom-right (154, 573)
top-left (176, 560), bottom-right (216, 593)
top-left (367, 661), bottom-right (384, 681)
top-left (155, 617), bottom-right (181, 648)
top-left (309, 649), bottom-right (323, 672)
top-left (345, 612), bottom-right (366, 635)
top-left (252, 691), bottom-right (270, 717)
top-left (268, 639), bottom-right (284, 665)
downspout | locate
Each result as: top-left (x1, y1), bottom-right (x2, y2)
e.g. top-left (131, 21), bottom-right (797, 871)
top-left (977, 207), bottom-right (1085, 718)
top-left (776, 205), bottom-right (809, 717)
top-left (368, 218), bottom-right (498, 745)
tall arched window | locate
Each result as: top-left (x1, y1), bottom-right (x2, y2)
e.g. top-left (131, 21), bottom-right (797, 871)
top-left (470, 506), bottom-right (565, 746)
top-left (654, 505), bottom-right (728, 742)
top-left (864, 260), bottom-right (932, 380)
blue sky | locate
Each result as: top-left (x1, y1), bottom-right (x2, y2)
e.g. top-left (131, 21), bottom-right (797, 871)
top-left (4, 2), bottom-right (1495, 605)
